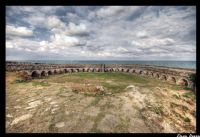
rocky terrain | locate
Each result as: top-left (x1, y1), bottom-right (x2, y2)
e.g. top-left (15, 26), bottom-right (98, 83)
top-left (6, 72), bottom-right (196, 133)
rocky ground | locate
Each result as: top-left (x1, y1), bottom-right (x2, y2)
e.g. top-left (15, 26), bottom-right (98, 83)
top-left (6, 72), bottom-right (196, 133)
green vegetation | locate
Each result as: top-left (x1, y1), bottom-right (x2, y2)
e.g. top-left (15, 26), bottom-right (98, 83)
top-left (15, 79), bottom-right (27, 83)
top-left (184, 117), bottom-right (191, 122)
top-left (182, 92), bottom-right (196, 99)
top-left (189, 73), bottom-right (196, 83)
top-left (32, 81), bottom-right (50, 87)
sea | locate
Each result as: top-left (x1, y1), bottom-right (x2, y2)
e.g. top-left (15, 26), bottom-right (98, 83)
top-left (8, 60), bottom-right (196, 70)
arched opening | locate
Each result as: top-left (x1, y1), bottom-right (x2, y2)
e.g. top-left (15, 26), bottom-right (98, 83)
top-left (122, 69), bottom-right (124, 72)
top-left (48, 70), bottom-right (53, 75)
top-left (77, 69), bottom-right (79, 72)
top-left (154, 73), bottom-right (159, 78)
top-left (161, 75), bottom-right (167, 80)
top-left (31, 71), bottom-right (40, 78)
top-left (126, 69), bottom-right (129, 72)
top-left (41, 71), bottom-right (46, 77)
top-left (139, 71), bottom-right (142, 74)
top-left (150, 72), bottom-right (153, 77)
top-left (178, 79), bottom-right (188, 86)
top-left (64, 69), bottom-right (67, 73)
top-left (54, 70), bottom-right (58, 74)
top-left (168, 76), bottom-right (176, 83)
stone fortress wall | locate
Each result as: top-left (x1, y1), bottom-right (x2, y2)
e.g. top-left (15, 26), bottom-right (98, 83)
top-left (6, 61), bottom-right (196, 89)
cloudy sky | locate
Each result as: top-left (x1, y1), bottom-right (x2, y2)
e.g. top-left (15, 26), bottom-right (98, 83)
top-left (6, 6), bottom-right (196, 60)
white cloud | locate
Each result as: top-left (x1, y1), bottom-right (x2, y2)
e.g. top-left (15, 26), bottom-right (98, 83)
top-left (66, 22), bottom-right (89, 35)
top-left (6, 41), bottom-right (14, 48)
top-left (47, 16), bottom-right (65, 29)
top-left (95, 6), bottom-right (125, 18)
top-left (136, 31), bottom-right (148, 38)
top-left (6, 25), bottom-right (33, 37)
top-left (6, 6), bottom-right (196, 60)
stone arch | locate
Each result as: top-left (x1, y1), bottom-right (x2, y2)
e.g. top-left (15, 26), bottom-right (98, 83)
top-left (153, 73), bottom-right (159, 78)
top-left (76, 68), bottom-right (79, 72)
top-left (126, 69), bottom-right (129, 73)
top-left (59, 69), bottom-right (64, 74)
top-left (31, 70), bottom-right (40, 78)
top-left (168, 76), bottom-right (176, 83)
top-left (48, 70), bottom-right (53, 75)
top-left (41, 70), bottom-right (48, 77)
top-left (177, 78), bottom-right (189, 86)
top-left (139, 70), bottom-right (143, 74)
top-left (83, 68), bottom-right (86, 72)
top-left (67, 68), bottom-right (72, 73)
top-left (104, 68), bottom-right (108, 72)
top-left (160, 74), bottom-right (167, 81)
top-left (89, 68), bottom-right (94, 72)
top-left (149, 72), bottom-right (153, 77)
top-left (132, 69), bottom-right (136, 73)
top-left (64, 69), bottom-right (68, 73)
top-left (95, 68), bottom-right (100, 72)
top-left (79, 68), bottom-right (83, 72)
top-left (72, 68), bottom-right (77, 73)
top-left (142, 71), bottom-right (147, 75)
top-left (54, 69), bottom-right (59, 74)
top-left (129, 69), bottom-right (134, 73)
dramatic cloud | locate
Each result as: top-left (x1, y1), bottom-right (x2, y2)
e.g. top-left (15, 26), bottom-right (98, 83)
top-left (6, 6), bottom-right (196, 60)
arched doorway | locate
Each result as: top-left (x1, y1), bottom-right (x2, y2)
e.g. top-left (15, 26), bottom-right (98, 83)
top-left (178, 79), bottom-right (188, 86)
top-left (41, 71), bottom-right (46, 77)
top-left (31, 71), bottom-right (40, 78)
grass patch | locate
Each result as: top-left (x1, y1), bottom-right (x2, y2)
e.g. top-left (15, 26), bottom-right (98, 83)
top-left (182, 92), bottom-right (196, 99)
top-left (15, 79), bottom-right (27, 83)
top-left (102, 82), bottom-right (126, 94)
top-left (184, 117), bottom-right (191, 122)
top-left (183, 87), bottom-right (193, 91)
top-left (170, 85), bottom-right (185, 91)
top-left (32, 81), bottom-right (50, 87)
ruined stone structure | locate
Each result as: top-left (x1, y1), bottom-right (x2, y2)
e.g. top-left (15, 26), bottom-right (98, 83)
top-left (6, 61), bottom-right (196, 89)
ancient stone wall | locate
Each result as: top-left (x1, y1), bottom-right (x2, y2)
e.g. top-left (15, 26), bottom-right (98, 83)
top-left (6, 61), bottom-right (196, 89)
